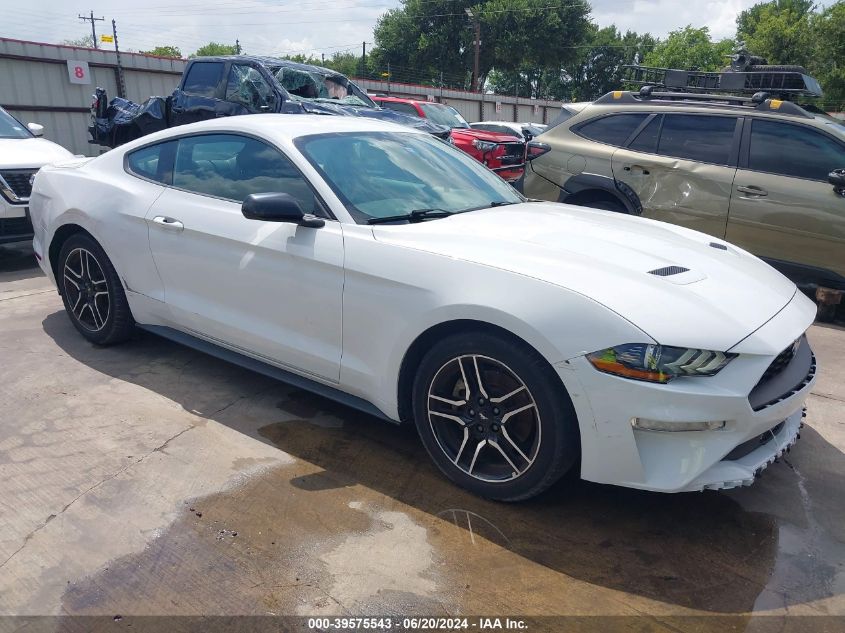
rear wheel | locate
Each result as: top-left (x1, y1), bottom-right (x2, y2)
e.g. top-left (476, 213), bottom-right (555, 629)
top-left (412, 331), bottom-right (580, 501)
top-left (58, 233), bottom-right (135, 345)
top-left (569, 192), bottom-right (627, 214)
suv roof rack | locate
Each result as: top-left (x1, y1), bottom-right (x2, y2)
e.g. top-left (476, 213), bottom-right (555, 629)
top-left (595, 87), bottom-right (814, 119)
top-left (622, 65), bottom-right (822, 98)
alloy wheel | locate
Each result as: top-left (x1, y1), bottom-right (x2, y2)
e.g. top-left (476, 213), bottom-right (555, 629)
top-left (427, 354), bottom-right (542, 483)
top-left (62, 247), bottom-right (111, 332)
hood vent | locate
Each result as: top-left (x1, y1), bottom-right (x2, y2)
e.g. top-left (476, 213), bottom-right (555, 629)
top-left (710, 242), bottom-right (728, 251)
top-left (649, 265), bottom-right (689, 277)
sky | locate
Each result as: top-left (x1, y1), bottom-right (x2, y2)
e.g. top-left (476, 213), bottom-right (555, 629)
top-left (3, 1), bottom-right (826, 61)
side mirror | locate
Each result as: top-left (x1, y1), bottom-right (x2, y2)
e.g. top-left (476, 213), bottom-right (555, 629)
top-left (830, 169), bottom-right (845, 196)
top-left (27, 122), bottom-right (44, 137)
top-left (525, 141), bottom-right (551, 161)
top-left (241, 192), bottom-right (325, 227)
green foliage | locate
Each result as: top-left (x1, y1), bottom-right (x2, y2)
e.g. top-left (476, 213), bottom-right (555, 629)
top-left (140, 45), bottom-right (183, 59)
top-left (643, 26), bottom-right (734, 71)
top-left (372, 0), bottom-right (592, 89)
top-left (190, 42), bottom-right (239, 58)
top-left (736, 0), bottom-right (814, 67)
top-left (61, 35), bottom-right (95, 48)
top-left (810, 1), bottom-right (845, 108)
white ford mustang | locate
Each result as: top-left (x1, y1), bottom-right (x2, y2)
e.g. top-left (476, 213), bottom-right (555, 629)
top-left (30, 115), bottom-right (817, 501)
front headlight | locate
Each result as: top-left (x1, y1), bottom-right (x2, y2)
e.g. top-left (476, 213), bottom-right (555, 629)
top-left (587, 343), bottom-right (736, 383)
top-left (472, 139), bottom-right (498, 152)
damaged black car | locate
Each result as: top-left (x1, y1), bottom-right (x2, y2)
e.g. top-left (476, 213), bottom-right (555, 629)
top-left (89, 56), bottom-right (451, 147)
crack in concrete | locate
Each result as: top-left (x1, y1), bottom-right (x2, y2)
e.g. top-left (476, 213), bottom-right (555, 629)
top-left (810, 391), bottom-right (845, 404)
top-left (0, 289), bottom-right (54, 302)
top-left (0, 421), bottom-right (197, 572)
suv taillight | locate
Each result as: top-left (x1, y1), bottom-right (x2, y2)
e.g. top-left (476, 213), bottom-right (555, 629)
top-left (526, 141), bottom-right (551, 161)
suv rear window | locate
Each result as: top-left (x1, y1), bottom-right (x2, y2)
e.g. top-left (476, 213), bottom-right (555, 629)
top-left (576, 113), bottom-right (647, 146)
top-left (182, 62), bottom-right (224, 97)
top-left (657, 114), bottom-right (736, 165)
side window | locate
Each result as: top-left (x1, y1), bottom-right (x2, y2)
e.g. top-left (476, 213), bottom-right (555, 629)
top-left (182, 62), bottom-right (224, 97)
top-left (749, 119), bottom-right (845, 181)
top-left (628, 115), bottom-right (661, 153)
top-left (576, 113), bottom-right (648, 147)
top-left (225, 65), bottom-right (277, 112)
top-left (126, 141), bottom-right (175, 184)
top-left (172, 134), bottom-right (319, 213)
top-left (380, 101), bottom-right (420, 117)
top-left (657, 115), bottom-right (737, 165)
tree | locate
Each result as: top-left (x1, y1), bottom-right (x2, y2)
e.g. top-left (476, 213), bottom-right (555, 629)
top-left (141, 45), bottom-right (183, 59)
top-left (372, 0), bottom-right (591, 90)
top-left (190, 42), bottom-right (239, 58)
top-left (643, 26), bottom-right (734, 71)
top-left (810, 2), bottom-right (845, 108)
top-left (736, 0), bottom-right (814, 67)
top-left (61, 35), bottom-right (94, 48)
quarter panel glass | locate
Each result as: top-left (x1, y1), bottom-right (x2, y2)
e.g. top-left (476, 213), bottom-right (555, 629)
top-left (749, 119), bottom-right (845, 181)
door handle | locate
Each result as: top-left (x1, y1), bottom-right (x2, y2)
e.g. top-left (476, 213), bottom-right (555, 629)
top-left (737, 185), bottom-right (768, 197)
top-left (152, 216), bottom-right (184, 231)
top-left (623, 165), bottom-right (650, 175)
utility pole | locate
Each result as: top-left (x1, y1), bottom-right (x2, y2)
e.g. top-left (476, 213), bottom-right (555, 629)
top-left (78, 10), bottom-right (104, 49)
top-left (235, 39), bottom-right (241, 54)
top-left (361, 41), bottom-right (367, 78)
top-left (112, 20), bottom-right (126, 98)
top-left (387, 61), bottom-right (391, 95)
top-left (465, 8), bottom-right (480, 92)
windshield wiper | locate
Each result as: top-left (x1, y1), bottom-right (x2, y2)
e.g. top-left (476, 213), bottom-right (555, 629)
top-left (489, 200), bottom-right (518, 207)
top-left (367, 208), bottom-right (454, 225)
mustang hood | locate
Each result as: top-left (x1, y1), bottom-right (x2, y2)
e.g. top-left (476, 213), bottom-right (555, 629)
top-left (372, 202), bottom-right (799, 351)
top-left (0, 137), bottom-right (74, 168)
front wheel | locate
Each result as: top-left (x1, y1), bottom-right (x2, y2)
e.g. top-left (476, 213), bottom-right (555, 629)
top-left (412, 332), bottom-right (580, 501)
top-left (58, 233), bottom-right (135, 345)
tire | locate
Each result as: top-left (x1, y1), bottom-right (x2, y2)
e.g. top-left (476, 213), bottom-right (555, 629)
top-left (583, 198), bottom-right (627, 213)
top-left (412, 331), bottom-right (580, 501)
top-left (57, 233), bottom-right (135, 345)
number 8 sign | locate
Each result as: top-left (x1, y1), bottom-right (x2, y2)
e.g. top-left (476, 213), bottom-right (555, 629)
top-left (67, 60), bottom-right (92, 85)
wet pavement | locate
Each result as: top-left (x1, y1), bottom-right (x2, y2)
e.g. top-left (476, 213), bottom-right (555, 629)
top-left (1, 241), bottom-right (844, 631)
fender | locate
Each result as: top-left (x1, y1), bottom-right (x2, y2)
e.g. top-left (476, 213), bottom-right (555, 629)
top-left (559, 173), bottom-right (643, 215)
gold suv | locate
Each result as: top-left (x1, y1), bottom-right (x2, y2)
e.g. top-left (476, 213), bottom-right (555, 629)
top-left (521, 89), bottom-right (845, 296)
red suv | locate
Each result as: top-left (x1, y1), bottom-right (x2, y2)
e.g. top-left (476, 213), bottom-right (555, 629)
top-left (372, 96), bottom-right (525, 181)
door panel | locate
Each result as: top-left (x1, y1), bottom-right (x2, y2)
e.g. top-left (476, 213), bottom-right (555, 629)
top-left (146, 187), bottom-right (344, 381)
top-left (612, 149), bottom-right (736, 238)
top-left (727, 171), bottom-right (845, 280)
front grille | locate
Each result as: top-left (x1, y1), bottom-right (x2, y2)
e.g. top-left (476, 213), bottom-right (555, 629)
top-left (762, 339), bottom-right (799, 382)
top-left (724, 421), bottom-right (785, 461)
top-left (0, 169), bottom-right (37, 201)
top-left (748, 334), bottom-right (815, 411)
top-left (0, 215), bottom-right (34, 237)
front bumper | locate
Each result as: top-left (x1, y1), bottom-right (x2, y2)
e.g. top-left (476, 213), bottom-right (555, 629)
top-left (0, 200), bottom-right (34, 245)
top-left (556, 295), bottom-right (817, 493)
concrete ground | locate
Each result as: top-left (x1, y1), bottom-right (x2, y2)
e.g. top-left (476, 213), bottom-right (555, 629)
top-left (1, 241), bottom-right (844, 631)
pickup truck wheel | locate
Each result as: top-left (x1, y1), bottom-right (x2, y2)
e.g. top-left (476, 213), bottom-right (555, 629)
top-left (58, 233), bottom-right (135, 345)
top-left (412, 331), bottom-right (580, 501)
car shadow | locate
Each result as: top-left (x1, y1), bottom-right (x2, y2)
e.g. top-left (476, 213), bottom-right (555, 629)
top-left (41, 311), bottom-right (845, 614)
top-left (0, 242), bottom-right (41, 282)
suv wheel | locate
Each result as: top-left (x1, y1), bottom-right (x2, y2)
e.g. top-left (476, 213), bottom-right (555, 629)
top-left (58, 233), bottom-right (135, 345)
top-left (412, 331), bottom-right (580, 501)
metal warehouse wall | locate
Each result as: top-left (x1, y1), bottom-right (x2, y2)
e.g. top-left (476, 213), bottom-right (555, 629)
top-left (1, 37), bottom-right (185, 156)
top-left (354, 78), bottom-right (564, 125)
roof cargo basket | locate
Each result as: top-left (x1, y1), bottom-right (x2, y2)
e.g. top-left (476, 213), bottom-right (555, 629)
top-left (622, 65), bottom-right (823, 98)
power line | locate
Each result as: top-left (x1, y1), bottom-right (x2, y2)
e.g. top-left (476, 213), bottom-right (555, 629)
top-left (77, 11), bottom-right (104, 49)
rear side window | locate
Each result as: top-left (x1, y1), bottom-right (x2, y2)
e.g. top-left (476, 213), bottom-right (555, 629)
top-left (576, 113), bottom-right (648, 146)
top-left (379, 101), bottom-right (420, 117)
top-left (749, 119), bottom-right (845, 181)
top-left (182, 62), bottom-right (224, 97)
top-left (628, 115), bottom-right (661, 153)
top-left (126, 141), bottom-right (175, 184)
top-left (657, 115), bottom-right (736, 165)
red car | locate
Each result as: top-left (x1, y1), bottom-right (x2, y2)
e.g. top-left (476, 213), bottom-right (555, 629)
top-left (371, 96), bottom-right (525, 181)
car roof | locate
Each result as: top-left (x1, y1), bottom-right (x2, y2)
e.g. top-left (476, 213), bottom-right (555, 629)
top-left (191, 55), bottom-right (349, 79)
top-left (116, 113), bottom-right (424, 152)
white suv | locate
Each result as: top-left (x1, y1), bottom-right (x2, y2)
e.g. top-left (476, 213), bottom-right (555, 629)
top-left (0, 107), bottom-right (73, 245)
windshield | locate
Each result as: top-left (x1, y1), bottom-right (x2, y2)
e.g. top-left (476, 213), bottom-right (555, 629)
top-left (419, 103), bottom-right (470, 129)
top-left (295, 131), bottom-right (523, 224)
top-left (0, 108), bottom-right (32, 139)
top-left (272, 66), bottom-right (376, 108)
